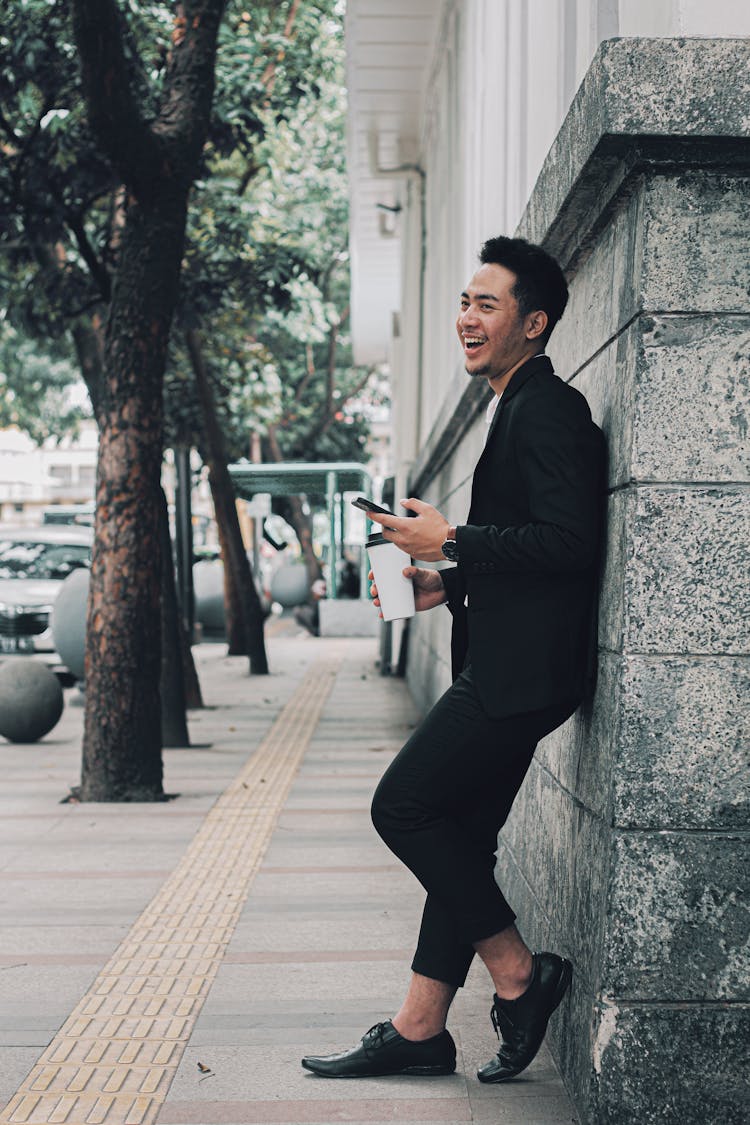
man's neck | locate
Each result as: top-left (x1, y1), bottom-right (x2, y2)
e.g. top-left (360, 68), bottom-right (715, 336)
top-left (488, 350), bottom-right (545, 397)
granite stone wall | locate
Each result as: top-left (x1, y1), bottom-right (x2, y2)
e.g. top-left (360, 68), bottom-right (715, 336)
top-left (405, 38), bottom-right (749, 1125)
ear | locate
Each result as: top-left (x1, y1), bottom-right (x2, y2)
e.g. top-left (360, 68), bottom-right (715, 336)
top-left (525, 309), bottom-right (548, 341)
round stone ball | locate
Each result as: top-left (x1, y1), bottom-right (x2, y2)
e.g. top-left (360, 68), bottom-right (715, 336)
top-left (194, 558), bottom-right (226, 633)
top-left (50, 567), bottom-right (89, 683)
top-left (0, 659), bottom-right (64, 743)
top-left (270, 563), bottom-right (309, 608)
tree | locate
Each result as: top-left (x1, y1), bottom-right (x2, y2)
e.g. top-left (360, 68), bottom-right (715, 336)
top-left (69, 0), bottom-right (227, 799)
top-left (165, 3), bottom-right (382, 589)
top-left (168, 0), bottom-right (348, 651)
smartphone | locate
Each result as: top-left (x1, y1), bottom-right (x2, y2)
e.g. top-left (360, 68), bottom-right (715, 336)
top-left (351, 496), bottom-right (394, 516)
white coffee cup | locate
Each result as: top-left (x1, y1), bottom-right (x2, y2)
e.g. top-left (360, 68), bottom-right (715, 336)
top-left (367, 533), bottom-right (415, 622)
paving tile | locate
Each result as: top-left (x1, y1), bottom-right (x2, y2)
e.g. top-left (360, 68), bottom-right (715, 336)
top-left (0, 639), bottom-right (578, 1125)
top-left (0, 1048), bottom-right (39, 1108)
top-left (165, 1044), bottom-right (467, 1102)
top-left (158, 1097), bottom-right (473, 1123)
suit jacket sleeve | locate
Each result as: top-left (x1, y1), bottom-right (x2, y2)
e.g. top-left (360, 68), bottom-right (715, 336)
top-left (456, 392), bottom-right (602, 575)
top-left (439, 565), bottom-right (464, 612)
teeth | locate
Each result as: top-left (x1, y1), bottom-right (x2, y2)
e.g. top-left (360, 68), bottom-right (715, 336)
top-left (464, 335), bottom-right (485, 346)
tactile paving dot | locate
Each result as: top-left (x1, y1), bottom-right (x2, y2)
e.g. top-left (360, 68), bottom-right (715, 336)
top-left (0, 655), bottom-right (343, 1125)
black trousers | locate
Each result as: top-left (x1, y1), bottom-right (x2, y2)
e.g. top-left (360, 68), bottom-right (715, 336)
top-left (370, 666), bottom-right (576, 988)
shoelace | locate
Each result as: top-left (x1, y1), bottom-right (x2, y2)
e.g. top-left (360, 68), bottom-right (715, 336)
top-left (491, 1003), bottom-right (524, 1048)
top-left (364, 1021), bottom-right (391, 1047)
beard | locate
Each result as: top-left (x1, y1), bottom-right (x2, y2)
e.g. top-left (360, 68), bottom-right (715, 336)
top-left (465, 360), bottom-right (492, 378)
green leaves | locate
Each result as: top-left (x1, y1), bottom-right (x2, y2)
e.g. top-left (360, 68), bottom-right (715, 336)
top-left (0, 0), bottom-right (383, 476)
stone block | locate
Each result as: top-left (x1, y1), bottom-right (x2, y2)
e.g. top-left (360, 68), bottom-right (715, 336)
top-left (549, 183), bottom-right (645, 381)
top-left (598, 488), bottom-right (631, 655)
top-left (535, 652), bottom-right (620, 821)
top-left (615, 656), bottom-right (749, 830)
top-left (499, 760), bottom-right (612, 993)
top-left (499, 759), bottom-right (575, 940)
top-left (591, 1004), bottom-right (749, 1125)
top-left (546, 975), bottom-right (602, 1123)
top-left (633, 314), bottom-right (750, 482)
top-left (642, 174), bottom-right (750, 314)
top-left (624, 485), bottom-right (750, 654)
top-left (603, 831), bottom-right (749, 1001)
top-left (572, 327), bottom-right (635, 491)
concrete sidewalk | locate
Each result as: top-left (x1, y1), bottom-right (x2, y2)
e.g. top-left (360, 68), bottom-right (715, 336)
top-left (0, 634), bottom-right (578, 1125)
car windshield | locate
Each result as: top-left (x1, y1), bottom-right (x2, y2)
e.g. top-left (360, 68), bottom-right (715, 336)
top-left (0, 540), bottom-right (90, 580)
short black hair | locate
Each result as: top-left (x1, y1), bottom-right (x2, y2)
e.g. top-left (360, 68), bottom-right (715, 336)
top-left (479, 236), bottom-right (568, 343)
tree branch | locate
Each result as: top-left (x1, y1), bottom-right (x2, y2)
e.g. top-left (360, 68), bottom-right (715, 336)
top-left (71, 0), bottom-right (158, 184)
top-left (66, 212), bottom-right (112, 302)
top-left (71, 0), bottom-right (227, 196)
top-left (153, 0), bottom-right (228, 157)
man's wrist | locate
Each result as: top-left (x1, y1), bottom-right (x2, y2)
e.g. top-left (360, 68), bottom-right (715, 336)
top-left (441, 525), bottom-right (459, 562)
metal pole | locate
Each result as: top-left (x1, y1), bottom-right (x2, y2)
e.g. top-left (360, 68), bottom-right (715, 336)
top-left (338, 489), bottom-right (347, 597)
top-left (326, 470), bottom-right (337, 599)
top-left (174, 446), bottom-right (194, 638)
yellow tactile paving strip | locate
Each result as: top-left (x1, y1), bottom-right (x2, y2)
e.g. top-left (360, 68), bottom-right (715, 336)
top-left (1, 654), bottom-right (343, 1125)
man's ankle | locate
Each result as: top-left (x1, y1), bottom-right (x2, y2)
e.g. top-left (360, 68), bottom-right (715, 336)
top-left (493, 954), bottom-right (534, 1001)
top-left (391, 1013), bottom-right (446, 1042)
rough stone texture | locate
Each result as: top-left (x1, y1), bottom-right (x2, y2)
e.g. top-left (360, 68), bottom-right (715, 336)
top-left (625, 485), bottom-right (750, 654)
top-left (591, 1005), bottom-right (749, 1125)
top-left (569, 328), bottom-right (635, 491)
top-left (641, 173), bottom-right (750, 314)
top-left (615, 656), bottom-right (750, 830)
top-left (548, 182), bottom-right (645, 387)
top-left (534, 653), bottom-right (620, 822)
top-left (604, 831), bottom-right (750, 1001)
top-left (597, 488), bottom-right (631, 655)
top-left (634, 314), bottom-right (750, 482)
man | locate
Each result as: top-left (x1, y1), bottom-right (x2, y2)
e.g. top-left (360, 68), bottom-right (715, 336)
top-left (301, 236), bottom-right (605, 1083)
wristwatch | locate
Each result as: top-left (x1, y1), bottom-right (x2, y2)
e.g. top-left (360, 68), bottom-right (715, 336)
top-left (441, 526), bottom-right (459, 562)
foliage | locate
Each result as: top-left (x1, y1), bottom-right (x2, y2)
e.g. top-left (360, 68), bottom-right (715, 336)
top-left (0, 316), bottom-right (88, 443)
top-left (0, 0), bottom-right (382, 475)
top-left (165, 0), bottom-right (385, 473)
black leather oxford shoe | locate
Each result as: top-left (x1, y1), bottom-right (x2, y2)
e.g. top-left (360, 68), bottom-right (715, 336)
top-left (301, 1020), bottom-right (456, 1078)
top-left (477, 952), bottom-right (572, 1084)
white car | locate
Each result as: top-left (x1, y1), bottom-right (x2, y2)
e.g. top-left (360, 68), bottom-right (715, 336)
top-left (0, 526), bottom-right (92, 660)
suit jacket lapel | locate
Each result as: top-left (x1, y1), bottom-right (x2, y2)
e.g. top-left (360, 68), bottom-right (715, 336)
top-left (484, 353), bottom-right (553, 443)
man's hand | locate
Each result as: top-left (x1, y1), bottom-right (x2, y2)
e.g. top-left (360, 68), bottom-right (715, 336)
top-left (369, 567), bottom-right (447, 615)
top-left (367, 498), bottom-right (451, 562)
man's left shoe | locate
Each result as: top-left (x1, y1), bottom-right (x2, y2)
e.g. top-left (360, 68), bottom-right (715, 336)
top-left (301, 1020), bottom-right (456, 1078)
top-left (477, 951), bottom-right (572, 1084)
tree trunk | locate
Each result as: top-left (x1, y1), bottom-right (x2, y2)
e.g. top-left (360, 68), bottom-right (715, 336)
top-left (72, 0), bottom-right (226, 799)
top-left (81, 199), bottom-right (188, 800)
top-left (266, 425), bottom-right (322, 586)
top-left (159, 486), bottom-right (191, 747)
top-left (180, 616), bottom-right (204, 709)
top-left (186, 328), bottom-right (269, 674)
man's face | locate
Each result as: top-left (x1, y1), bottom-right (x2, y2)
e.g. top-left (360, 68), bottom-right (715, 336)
top-left (456, 263), bottom-right (530, 380)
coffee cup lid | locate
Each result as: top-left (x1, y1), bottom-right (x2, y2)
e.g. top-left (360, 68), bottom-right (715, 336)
top-left (366, 532), bottom-right (388, 548)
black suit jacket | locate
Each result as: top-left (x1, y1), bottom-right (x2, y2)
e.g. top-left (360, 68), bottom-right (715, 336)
top-left (440, 354), bottom-right (605, 719)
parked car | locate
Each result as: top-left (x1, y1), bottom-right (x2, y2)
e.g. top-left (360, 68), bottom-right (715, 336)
top-left (0, 526), bottom-right (92, 659)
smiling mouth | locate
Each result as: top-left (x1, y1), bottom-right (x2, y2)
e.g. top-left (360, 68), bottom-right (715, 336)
top-left (463, 335), bottom-right (487, 352)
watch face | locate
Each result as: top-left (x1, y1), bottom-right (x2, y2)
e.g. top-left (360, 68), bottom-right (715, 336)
top-left (442, 539), bottom-right (459, 562)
